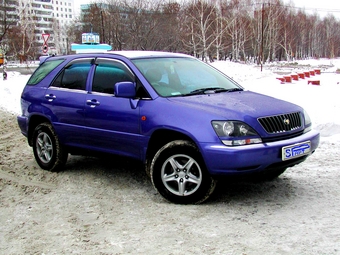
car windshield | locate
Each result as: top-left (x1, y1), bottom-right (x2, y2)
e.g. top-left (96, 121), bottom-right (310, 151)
top-left (132, 57), bottom-right (242, 97)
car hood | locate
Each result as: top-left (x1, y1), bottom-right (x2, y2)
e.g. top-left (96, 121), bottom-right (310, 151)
top-left (167, 90), bottom-right (302, 120)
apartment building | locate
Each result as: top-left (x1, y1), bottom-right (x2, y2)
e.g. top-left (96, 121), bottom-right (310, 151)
top-left (51, 0), bottom-right (75, 54)
top-left (30, 0), bottom-right (55, 53)
top-left (32, 0), bottom-right (75, 54)
top-left (1, 0), bottom-right (76, 55)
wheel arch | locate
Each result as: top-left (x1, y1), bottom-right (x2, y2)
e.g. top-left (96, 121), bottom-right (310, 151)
top-left (146, 129), bottom-right (197, 162)
top-left (27, 114), bottom-right (52, 146)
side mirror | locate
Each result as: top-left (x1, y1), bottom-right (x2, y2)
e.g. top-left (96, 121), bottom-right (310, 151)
top-left (114, 81), bottom-right (136, 98)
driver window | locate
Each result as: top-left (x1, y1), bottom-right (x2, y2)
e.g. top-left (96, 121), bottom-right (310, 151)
top-left (92, 59), bottom-right (134, 94)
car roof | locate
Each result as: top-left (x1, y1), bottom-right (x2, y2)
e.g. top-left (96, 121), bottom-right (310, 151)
top-left (40, 51), bottom-right (192, 64)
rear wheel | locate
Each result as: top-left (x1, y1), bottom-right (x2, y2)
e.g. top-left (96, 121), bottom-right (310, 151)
top-left (32, 123), bottom-right (68, 172)
top-left (150, 140), bottom-right (216, 204)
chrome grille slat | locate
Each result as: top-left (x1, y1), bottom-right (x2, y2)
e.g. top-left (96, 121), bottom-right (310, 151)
top-left (258, 112), bottom-right (302, 134)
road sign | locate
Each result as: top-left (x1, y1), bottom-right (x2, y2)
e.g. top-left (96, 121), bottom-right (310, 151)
top-left (42, 34), bottom-right (50, 44)
top-left (42, 34), bottom-right (50, 54)
top-left (42, 45), bottom-right (48, 54)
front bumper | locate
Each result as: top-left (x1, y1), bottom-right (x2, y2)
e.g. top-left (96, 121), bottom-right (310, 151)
top-left (200, 129), bottom-right (320, 176)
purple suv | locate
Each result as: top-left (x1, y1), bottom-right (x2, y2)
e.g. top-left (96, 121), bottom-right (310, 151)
top-left (17, 51), bottom-right (319, 204)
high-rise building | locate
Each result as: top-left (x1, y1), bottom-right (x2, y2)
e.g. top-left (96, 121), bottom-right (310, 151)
top-left (30, 0), bottom-right (55, 53)
top-left (1, 0), bottom-right (76, 56)
top-left (31, 0), bottom-right (75, 54)
top-left (51, 0), bottom-right (75, 54)
top-left (0, 0), bottom-right (20, 36)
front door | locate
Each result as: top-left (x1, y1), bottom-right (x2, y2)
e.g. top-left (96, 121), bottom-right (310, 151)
top-left (84, 58), bottom-right (141, 159)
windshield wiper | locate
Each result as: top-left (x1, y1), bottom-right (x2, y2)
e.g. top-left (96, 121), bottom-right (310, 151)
top-left (188, 87), bottom-right (228, 95)
top-left (186, 87), bottom-right (242, 96)
top-left (225, 88), bottom-right (243, 92)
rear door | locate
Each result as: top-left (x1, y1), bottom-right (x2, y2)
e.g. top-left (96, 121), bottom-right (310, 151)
top-left (84, 58), bottom-right (141, 159)
top-left (44, 58), bottom-right (93, 146)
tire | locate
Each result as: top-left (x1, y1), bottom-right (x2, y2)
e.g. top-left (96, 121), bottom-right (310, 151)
top-left (150, 140), bottom-right (216, 204)
top-left (32, 123), bottom-right (68, 172)
top-left (145, 158), bottom-right (152, 178)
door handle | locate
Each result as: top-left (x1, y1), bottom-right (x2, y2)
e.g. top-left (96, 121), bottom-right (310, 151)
top-left (86, 99), bottom-right (100, 107)
top-left (45, 94), bottom-right (56, 102)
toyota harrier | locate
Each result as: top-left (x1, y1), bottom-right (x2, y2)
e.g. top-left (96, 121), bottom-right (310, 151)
top-left (17, 51), bottom-right (320, 204)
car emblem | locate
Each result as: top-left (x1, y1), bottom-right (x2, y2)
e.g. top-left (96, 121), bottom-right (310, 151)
top-left (283, 118), bottom-right (290, 125)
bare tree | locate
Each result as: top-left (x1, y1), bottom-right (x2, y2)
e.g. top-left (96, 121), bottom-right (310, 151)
top-left (159, 1), bottom-right (182, 52)
top-left (9, 1), bottom-right (36, 62)
top-left (0, 0), bottom-right (10, 43)
top-left (324, 15), bottom-right (340, 58)
top-left (65, 0), bottom-right (340, 61)
top-left (182, 0), bottom-right (226, 61)
top-left (223, 0), bottom-right (254, 62)
top-left (66, 18), bottom-right (83, 47)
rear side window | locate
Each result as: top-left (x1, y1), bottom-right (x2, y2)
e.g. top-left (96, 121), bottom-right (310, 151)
top-left (92, 59), bottom-right (134, 94)
top-left (51, 59), bottom-right (92, 90)
top-left (27, 59), bottom-right (65, 85)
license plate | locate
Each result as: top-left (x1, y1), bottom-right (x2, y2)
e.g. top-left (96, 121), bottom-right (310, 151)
top-left (282, 141), bottom-right (311, 161)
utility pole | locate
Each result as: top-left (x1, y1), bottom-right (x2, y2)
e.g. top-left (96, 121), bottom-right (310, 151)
top-left (100, 11), bottom-right (105, 44)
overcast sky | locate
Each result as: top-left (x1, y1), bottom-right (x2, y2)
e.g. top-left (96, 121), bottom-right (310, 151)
top-left (284, 0), bottom-right (338, 9)
top-left (283, 0), bottom-right (340, 17)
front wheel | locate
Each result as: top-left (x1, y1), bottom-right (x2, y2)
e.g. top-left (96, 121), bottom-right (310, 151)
top-left (150, 140), bottom-right (216, 204)
top-left (32, 123), bottom-right (68, 172)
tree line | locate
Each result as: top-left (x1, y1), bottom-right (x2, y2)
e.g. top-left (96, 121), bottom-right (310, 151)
top-left (1, 0), bottom-right (340, 63)
top-left (68, 0), bottom-right (340, 63)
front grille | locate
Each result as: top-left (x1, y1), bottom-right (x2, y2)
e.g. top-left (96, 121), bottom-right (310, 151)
top-left (258, 112), bottom-right (302, 134)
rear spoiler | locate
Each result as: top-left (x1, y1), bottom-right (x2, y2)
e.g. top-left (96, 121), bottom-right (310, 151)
top-left (39, 54), bottom-right (56, 65)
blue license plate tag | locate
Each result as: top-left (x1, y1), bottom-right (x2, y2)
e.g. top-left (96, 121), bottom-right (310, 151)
top-left (282, 141), bottom-right (311, 161)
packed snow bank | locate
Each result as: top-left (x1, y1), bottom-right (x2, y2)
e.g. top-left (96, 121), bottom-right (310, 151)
top-left (0, 72), bottom-right (30, 115)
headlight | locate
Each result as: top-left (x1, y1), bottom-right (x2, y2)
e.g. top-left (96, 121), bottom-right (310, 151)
top-left (212, 120), bottom-right (262, 146)
top-left (304, 110), bottom-right (312, 132)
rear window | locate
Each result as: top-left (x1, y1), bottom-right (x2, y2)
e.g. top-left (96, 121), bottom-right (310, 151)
top-left (51, 61), bottom-right (92, 90)
top-left (27, 59), bottom-right (65, 85)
